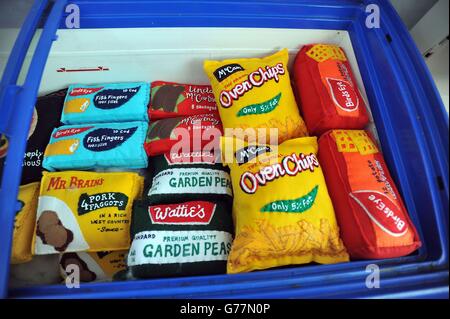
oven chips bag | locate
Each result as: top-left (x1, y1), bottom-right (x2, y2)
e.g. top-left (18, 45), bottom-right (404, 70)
top-left (11, 182), bottom-right (40, 264)
top-left (33, 171), bottom-right (143, 255)
top-left (222, 136), bottom-right (349, 274)
top-left (204, 49), bottom-right (308, 144)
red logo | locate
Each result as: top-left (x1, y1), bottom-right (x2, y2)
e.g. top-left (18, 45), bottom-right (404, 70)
top-left (350, 190), bottom-right (408, 237)
top-left (148, 201), bottom-right (216, 225)
top-left (69, 87), bottom-right (104, 96)
top-left (326, 78), bottom-right (359, 112)
top-left (53, 127), bottom-right (93, 139)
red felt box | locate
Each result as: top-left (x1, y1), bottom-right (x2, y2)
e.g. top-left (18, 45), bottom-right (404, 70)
top-left (293, 44), bottom-right (370, 136)
top-left (318, 129), bottom-right (422, 259)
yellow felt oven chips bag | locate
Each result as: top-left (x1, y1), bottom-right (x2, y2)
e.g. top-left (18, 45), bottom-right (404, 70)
top-left (221, 136), bottom-right (349, 274)
top-left (204, 49), bottom-right (308, 144)
top-left (33, 171), bottom-right (143, 255)
top-left (11, 182), bottom-right (40, 264)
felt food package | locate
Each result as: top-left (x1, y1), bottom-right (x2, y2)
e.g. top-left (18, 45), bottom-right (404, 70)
top-left (61, 82), bottom-right (150, 124)
top-left (149, 81), bottom-right (218, 120)
top-left (60, 250), bottom-right (127, 282)
top-left (222, 136), bottom-right (349, 274)
top-left (128, 199), bottom-right (233, 278)
top-left (0, 89), bottom-right (66, 184)
top-left (43, 121), bottom-right (148, 171)
top-left (293, 44), bottom-right (369, 135)
top-left (33, 171), bottom-right (143, 255)
top-left (318, 130), bottom-right (422, 259)
top-left (144, 113), bottom-right (223, 157)
top-left (204, 49), bottom-right (308, 144)
top-left (145, 154), bottom-right (233, 205)
top-left (11, 182), bottom-right (40, 264)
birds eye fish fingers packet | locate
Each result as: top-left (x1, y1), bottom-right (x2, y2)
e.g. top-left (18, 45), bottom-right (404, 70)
top-left (149, 81), bottom-right (218, 120)
top-left (144, 113), bottom-right (223, 157)
top-left (318, 130), bottom-right (422, 259)
top-left (128, 199), bottom-right (233, 278)
top-left (11, 182), bottom-right (40, 264)
top-left (33, 171), bottom-right (143, 255)
top-left (203, 49), bottom-right (308, 144)
top-left (60, 250), bottom-right (127, 282)
top-left (222, 136), bottom-right (349, 274)
top-left (293, 44), bottom-right (369, 135)
top-left (62, 82), bottom-right (150, 124)
top-left (146, 154), bottom-right (233, 205)
top-left (43, 121), bottom-right (148, 171)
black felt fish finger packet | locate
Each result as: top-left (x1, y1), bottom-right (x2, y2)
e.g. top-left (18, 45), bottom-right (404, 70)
top-left (0, 88), bottom-right (66, 185)
top-left (128, 199), bottom-right (234, 278)
top-left (145, 154), bottom-right (233, 205)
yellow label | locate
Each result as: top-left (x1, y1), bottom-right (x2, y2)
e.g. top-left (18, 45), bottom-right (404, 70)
top-left (204, 49), bottom-right (308, 144)
top-left (11, 182), bottom-right (40, 264)
top-left (44, 139), bottom-right (80, 156)
top-left (64, 98), bottom-right (90, 114)
top-left (222, 136), bottom-right (349, 274)
top-left (333, 130), bottom-right (379, 155)
top-left (306, 44), bottom-right (347, 63)
top-left (33, 171), bottom-right (143, 255)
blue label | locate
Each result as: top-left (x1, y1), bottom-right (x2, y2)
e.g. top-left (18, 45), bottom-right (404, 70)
top-left (83, 127), bottom-right (137, 152)
top-left (93, 86), bottom-right (140, 109)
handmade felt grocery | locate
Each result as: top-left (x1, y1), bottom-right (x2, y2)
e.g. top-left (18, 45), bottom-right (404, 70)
top-left (222, 136), bottom-right (349, 274)
top-left (43, 121), bottom-right (148, 171)
top-left (33, 171), bottom-right (143, 255)
top-left (144, 113), bottom-right (223, 157)
top-left (11, 182), bottom-right (40, 264)
top-left (293, 44), bottom-right (369, 135)
top-left (61, 82), bottom-right (150, 124)
top-left (60, 250), bottom-right (127, 282)
top-left (204, 49), bottom-right (308, 144)
top-left (145, 154), bottom-right (233, 205)
top-left (128, 199), bottom-right (233, 278)
top-left (318, 130), bottom-right (421, 259)
top-left (0, 89), bottom-right (66, 185)
top-left (149, 81), bottom-right (218, 120)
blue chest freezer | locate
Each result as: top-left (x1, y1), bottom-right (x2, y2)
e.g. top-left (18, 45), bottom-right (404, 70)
top-left (0, 0), bottom-right (448, 299)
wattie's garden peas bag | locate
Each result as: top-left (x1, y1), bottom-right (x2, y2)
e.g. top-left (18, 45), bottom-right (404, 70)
top-left (145, 154), bottom-right (232, 205)
top-left (293, 44), bottom-right (369, 135)
top-left (204, 49), bottom-right (308, 144)
top-left (33, 171), bottom-right (143, 255)
top-left (11, 182), bottom-right (40, 264)
top-left (318, 130), bottom-right (421, 259)
top-left (222, 136), bottom-right (349, 274)
top-left (128, 199), bottom-right (233, 278)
